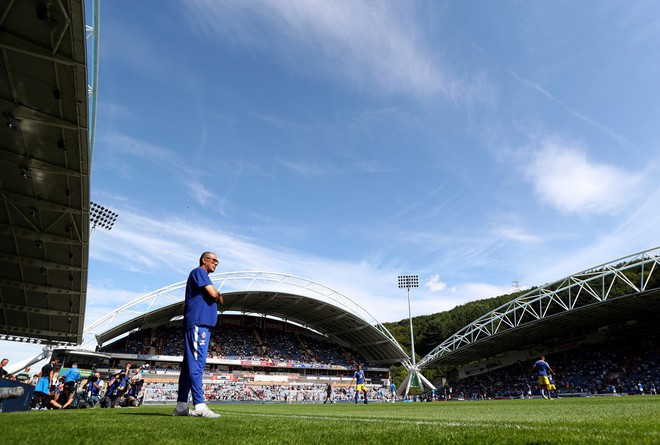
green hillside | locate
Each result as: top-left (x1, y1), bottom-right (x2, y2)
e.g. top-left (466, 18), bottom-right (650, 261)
top-left (382, 289), bottom-right (525, 384)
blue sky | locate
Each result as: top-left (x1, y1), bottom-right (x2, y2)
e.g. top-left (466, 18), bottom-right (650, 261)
top-left (5, 0), bottom-right (660, 366)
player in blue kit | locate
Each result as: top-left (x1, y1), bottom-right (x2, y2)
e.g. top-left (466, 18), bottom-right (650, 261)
top-left (172, 251), bottom-right (224, 418)
top-left (350, 364), bottom-right (368, 404)
top-left (533, 356), bottom-right (555, 400)
top-left (547, 372), bottom-right (559, 399)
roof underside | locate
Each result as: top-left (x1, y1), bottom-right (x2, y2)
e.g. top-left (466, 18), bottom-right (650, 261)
top-left (0, 0), bottom-right (89, 345)
top-left (97, 291), bottom-right (410, 365)
top-left (428, 288), bottom-right (660, 368)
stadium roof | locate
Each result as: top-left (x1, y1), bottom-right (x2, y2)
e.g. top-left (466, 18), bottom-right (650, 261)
top-left (422, 289), bottom-right (660, 368)
top-left (418, 247), bottom-right (660, 369)
top-left (0, 0), bottom-right (90, 345)
top-left (86, 272), bottom-right (411, 365)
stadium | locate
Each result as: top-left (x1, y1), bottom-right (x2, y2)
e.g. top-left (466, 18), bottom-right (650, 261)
top-left (75, 249), bottom-right (658, 406)
top-left (85, 272), bottom-right (408, 402)
top-left (0, 1), bottom-right (658, 444)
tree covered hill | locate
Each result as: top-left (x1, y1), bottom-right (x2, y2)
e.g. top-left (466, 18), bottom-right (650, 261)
top-left (382, 289), bottom-right (526, 361)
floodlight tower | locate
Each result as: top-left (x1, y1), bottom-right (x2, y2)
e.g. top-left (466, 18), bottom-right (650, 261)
top-left (397, 275), bottom-right (436, 398)
top-left (399, 275), bottom-right (419, 366)
top-left (89, 201), bottom-right (118, 235)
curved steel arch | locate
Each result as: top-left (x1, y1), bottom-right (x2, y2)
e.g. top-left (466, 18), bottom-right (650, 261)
top-left (418, 246), bottom-right (660, 368)
top-left (84, 271), bottom-right (409, 363)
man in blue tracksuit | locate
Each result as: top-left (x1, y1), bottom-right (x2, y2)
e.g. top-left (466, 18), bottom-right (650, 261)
top-left (63, 362), bottom-right (81, 407)
top-left (173, 251), bottom-right (224, 418)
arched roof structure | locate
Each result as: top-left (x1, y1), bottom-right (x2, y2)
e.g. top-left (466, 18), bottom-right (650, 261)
top-left (85, 271), bottom-right (410, 365)
top-left (418, 247), bottom-right (660, 369)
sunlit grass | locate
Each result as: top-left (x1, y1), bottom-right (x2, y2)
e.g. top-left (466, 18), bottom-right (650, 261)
top-left (2, 396), bottom-right (658, 444)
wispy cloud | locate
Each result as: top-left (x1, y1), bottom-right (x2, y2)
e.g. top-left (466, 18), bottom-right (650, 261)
top-left (184, 179), bottom-right (214, 206)
top-left (525, 188), bottom-right (660, 285)
top-left (92, 190), bottom-right (130, 203)
top-left (84, 286), bottom-right (150, 324)
top-left (101, 133), bottom-right (194, 175)
top-left (184, 0), bottom-right (472, 101)
top-left (280, 158), bottom-right (395, 178)
top-left (510, 71), bottom-right (643, 158)
top-left (618, 2), bottom-right (660, 45)
top-left (280, 160), bottom-right (327, 177)
top-left (98, 133), bottom-right (226, 209)
top-left (87, 205), bottom-right (514, 326)
top-left (521, 138), bottom-right (645, 215)
top-left (491, 224), bottom-right (543, 244)
top-left (351, 160), bottom-right (395, 174)
top-left (84, 188), bottom-right (660, 350)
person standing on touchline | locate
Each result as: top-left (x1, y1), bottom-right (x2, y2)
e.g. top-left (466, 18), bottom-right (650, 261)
top-left (173, 251), bottom-right (224, 418)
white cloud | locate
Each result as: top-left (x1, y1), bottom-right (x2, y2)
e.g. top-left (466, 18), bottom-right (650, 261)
top-left (184, 0), bottom-right (472, 100)
top-left (86, 206), bottom-right (448, 326)
top-left (426, 274), bottom-right (447, 292)
top-left (523, 139), bottom-right (644, 215)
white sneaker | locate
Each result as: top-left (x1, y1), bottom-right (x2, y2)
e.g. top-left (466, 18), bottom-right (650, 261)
top-left (190, 407), bottom-right (221, 418)
top-left (172, 407), bottom-right (190, 416)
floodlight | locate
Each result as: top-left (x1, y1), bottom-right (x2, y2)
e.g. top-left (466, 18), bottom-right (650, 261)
top-left (89, 201), bottom-right (119, 232)
top-left (396, 274), bottom-right (430, 398)
top-left (398, 275), bottom-right (419, 289)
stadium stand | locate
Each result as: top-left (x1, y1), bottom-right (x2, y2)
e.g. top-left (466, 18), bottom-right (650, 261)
top-left (98, 315), bottom-right (383, 388)
top-left (141, 381), bottom-right (385, 403)
top-left (448, 326), bottom-right (658, 400)
top-left (93, 314), bottom-right (659, 404)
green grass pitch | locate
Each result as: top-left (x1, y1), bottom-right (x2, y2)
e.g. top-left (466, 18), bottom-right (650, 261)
top-left (2, 396), bottom-right (658, 444)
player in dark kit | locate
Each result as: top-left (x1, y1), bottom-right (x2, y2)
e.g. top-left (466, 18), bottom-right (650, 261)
top-left (323, 382), bottom-right (334, 404)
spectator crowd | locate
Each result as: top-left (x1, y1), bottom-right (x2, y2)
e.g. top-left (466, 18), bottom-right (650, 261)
top-left (2, 327), bottom-right (657, 408)
top-left (441, 338), bottom-right (659, 400)
top-left (101, 325), bottom-right (365, 368)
